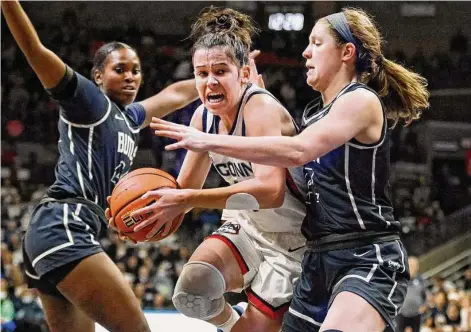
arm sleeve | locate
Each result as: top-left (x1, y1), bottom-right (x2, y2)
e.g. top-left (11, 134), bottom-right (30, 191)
top-left (125, 102), bottom-right (146, 128)
top-left (47, 66), bottom-right (110, 125)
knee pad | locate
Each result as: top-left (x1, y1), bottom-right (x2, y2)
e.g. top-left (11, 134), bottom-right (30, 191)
top-left (172, 261), bottom-right (226, 320)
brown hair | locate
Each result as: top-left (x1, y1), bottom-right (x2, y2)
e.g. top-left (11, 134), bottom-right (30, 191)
top-left (190, 7), bottom-right (259, 67)
top-left (320, 8), bottom-right (430, 126)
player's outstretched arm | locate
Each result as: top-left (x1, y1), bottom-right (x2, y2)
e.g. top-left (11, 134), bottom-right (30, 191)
top-left (152, 89), bottom-right (378, 167)
top-left (175, 94), bottom-right (286, 210)
top-left (1, 0), bottom-right (67, 89)
top-left (139, 79), bottom-right (199, 128)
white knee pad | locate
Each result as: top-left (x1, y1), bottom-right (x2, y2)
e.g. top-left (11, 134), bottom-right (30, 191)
top-left (172, 261), bottom-right (226, 320)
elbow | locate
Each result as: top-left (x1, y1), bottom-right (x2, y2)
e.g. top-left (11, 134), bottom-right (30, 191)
top-left (259, 185), bottom-right (285, 209)
top-left (271, 190), bottom-right (285, 208)
top-left (287, 147), bottom-right (310, 167)
top-left (23, 41), bottom-right (45, 59)
top-left (287, 136), bottom-right (325, 166)
top-left (289, 152), bottom-right (307, 167)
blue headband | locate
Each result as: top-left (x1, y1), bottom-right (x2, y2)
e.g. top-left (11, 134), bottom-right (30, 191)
top-left (326, 12), bottom-right (370, 72)
top-left (326, 13), bottom-right (359, 49)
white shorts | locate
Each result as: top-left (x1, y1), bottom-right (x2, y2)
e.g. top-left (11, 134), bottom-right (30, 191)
top-left (206, 218), bottom-right (306, 319)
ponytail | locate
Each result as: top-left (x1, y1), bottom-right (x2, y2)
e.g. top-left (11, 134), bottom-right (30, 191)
top-left (369, 57), bottom-right (430, 126)
top-left (325, 8), bottom-right (430, 126)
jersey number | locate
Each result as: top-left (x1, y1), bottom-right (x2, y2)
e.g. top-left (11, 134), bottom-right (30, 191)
top-left (111, 161), bottom-right (128, 185)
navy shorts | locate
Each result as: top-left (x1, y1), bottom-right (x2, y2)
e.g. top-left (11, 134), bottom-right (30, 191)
top-left (282, 239), bottom-right (410, 332)
top-left (23, 201), bottom-right (105, 297)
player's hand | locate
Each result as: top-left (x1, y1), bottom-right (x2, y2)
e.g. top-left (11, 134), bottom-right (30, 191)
top-left (248, 49), bottom-right (265, 89)
top-left (106, 196), bottom-right (136, 244)
top-left (130, 188), bottom-right (190, 239)
top-left (150, 117), bottom-right (215, 152)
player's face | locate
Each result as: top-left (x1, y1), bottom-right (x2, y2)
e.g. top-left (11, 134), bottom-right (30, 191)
top-left (99, 48), bottom-right (142, 106)
top-left (193, 47), bottom-right (249, 116)
top-left (302, 21), bottom-right (344, 91)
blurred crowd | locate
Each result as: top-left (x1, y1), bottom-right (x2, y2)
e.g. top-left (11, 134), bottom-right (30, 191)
top-left (1, 8), bottom-right (471, 332)
top-left (397, 257), bottom-right (471, 332)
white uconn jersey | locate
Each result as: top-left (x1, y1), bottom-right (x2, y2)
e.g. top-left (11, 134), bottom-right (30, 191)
top-left (202, 84), bottom-right (306, 233)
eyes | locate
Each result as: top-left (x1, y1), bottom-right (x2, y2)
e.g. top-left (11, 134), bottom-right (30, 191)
top-left (309, 37), bottom-right (322, 47)
top-left (114, 66), bottom-right (141, 75)
top-left (195, 69), bottom-right (226, 78)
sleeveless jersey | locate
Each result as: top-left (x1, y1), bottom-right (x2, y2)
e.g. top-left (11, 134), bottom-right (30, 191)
top-left (203, 84), bottom-right (306, 233)
top-left (47, 71), bottom-right (144, 211)
top-left (300, 82), bottom-right (400, 241)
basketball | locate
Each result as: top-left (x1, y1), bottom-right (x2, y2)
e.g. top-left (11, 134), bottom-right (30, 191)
top-left (109, 168), bottom-right (184, 242)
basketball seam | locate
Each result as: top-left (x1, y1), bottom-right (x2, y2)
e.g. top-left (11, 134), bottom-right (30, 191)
top-left (111, 172), bottom-right (177, 195)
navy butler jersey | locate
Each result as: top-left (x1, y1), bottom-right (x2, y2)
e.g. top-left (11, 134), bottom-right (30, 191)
top-left (46, 68), bottom-right (145, 211)
top-left (301, 82), bottom-right (400, 241)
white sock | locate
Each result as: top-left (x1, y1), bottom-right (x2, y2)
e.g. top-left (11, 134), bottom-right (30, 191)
top-left (215, 306), bottom-right (241, 332)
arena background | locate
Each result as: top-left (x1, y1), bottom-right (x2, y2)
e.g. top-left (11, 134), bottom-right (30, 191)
top-left (1, 1), bottom-right (470, 331)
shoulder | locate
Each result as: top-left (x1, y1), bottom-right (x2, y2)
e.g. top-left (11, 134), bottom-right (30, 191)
top-left (330, 86), bottom-right (382, 124)
top-left (244, 91), bottom-right (286, 120)
top-left (124, 102), bottom-right (146, 128)
top-left (189, 103), bottom-right (206, 130)
top-left (338, 87), bottom-right (380, 110)
top-left (243, 93), bottom-right (288, 136)
top-left (193, 103), bottom-right (206, 117)
top-left (74, 71), bottom-right (101, 93)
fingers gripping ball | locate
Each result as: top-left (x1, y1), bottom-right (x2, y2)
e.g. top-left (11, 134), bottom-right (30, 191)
top-left (109, 168), bottom-right (184, 242)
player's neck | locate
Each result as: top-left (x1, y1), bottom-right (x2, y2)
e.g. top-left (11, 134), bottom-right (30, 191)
top-left (321, 75), bottom-right (357, 106)
top-left (218, 110), bottom-right (237, 135)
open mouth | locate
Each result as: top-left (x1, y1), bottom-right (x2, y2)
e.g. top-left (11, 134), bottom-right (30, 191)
top-left (122, 86), bottom-right (136, 94)
top-left (207, 93), bottom-right (225, 104)
top-left (306, 65), bottom-right (315, 75)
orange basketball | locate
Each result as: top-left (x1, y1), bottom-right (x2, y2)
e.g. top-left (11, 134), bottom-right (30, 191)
top-left (109, 168), bottom-right (184, 243)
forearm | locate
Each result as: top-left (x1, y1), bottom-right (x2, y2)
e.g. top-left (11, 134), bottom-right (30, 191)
top-left (185, 179), bottom-right (284, 210)
top-left (2, 0), bottom-right (65, 88)
top-left (205, 134), bottom-right (309, 167)
top-left (2, 1), bottom-right (42, 56)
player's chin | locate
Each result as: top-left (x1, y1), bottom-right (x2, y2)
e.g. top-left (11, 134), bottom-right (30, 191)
top-left (119, 91), bottom-right (138, 105)
top-left (205, 101), bottom-right (226, 115)
top-left (306, 78), bottom-right (319, 90)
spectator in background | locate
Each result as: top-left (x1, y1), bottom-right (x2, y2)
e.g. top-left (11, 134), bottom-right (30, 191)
top-left (445, 301), bottom-right (461, 328)
top-left (133, 283), bottom-right (146, 308)
top-left (425, 289), bottom-right (449, 329)
top-left (152, 293), bottom-right (169, 309)
top-left (198, 208), bottom-right (222, 238)
top-left (14, 288), bottom-right (45, 332)
top-left (1, 178), bottom-right (19, 205)
top-left (396, 256), bottom-right (427, 332)
top-left (460, 294), bottom-right (471, 332)
top-left (463, 268), bottom-right (471, 292)
top-left (450, 29), bottom-right (468, 55)
top-left (0, 278), bottom-right (16, 332)
top-left (174, 247), bottom-right (190, 278)
top-left (432, 275), bottom-right (457, 294)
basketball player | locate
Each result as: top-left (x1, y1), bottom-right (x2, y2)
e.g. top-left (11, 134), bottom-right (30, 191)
top-left (126, 7), bottom-right (309, 332)
top-left (1, 1), bottom-right (200, 331)
top-left (151, 8), bottom-right (430, 332)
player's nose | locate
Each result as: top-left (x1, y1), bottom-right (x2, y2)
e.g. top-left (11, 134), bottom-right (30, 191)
top-left (207, 74), bottom-right (219, 87)
top-left (124, 71), bottom-right (134, 82)
top-left (302, 46), bottom-right (311, 59)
